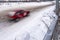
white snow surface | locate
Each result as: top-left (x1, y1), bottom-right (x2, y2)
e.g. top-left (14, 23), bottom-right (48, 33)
top-left (0, 5), bottom-right (57, 40)
top-left (0, 2), bottom-right (57, 40)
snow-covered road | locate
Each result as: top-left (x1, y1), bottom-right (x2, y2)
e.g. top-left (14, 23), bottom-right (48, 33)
top-left (0, 5), bottom-right (57, 40)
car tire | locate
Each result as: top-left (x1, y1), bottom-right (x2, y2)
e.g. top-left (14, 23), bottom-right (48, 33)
top-left (15, 18), bottom-right (20, 22)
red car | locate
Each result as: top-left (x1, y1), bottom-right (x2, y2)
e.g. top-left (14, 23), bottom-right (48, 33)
top-left (7, 10), bottom-right (30, 22)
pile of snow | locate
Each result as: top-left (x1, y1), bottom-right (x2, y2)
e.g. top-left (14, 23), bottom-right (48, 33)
top-left (8, 12), bottom-right (15, 16)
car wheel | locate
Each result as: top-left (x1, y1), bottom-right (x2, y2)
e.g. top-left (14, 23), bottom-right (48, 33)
top-left (15, 18), bottom-right (20, 22)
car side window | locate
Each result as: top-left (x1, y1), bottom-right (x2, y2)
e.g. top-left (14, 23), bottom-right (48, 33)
top-left (16, 10), bottom-right (25, 15)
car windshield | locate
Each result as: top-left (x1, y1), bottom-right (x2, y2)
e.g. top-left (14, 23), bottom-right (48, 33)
top-left (16, 10), bottom-right (25, 15)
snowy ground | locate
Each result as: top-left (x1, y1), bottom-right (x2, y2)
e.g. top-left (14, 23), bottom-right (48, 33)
top-left (0, 5), bottom-right (57, 40)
